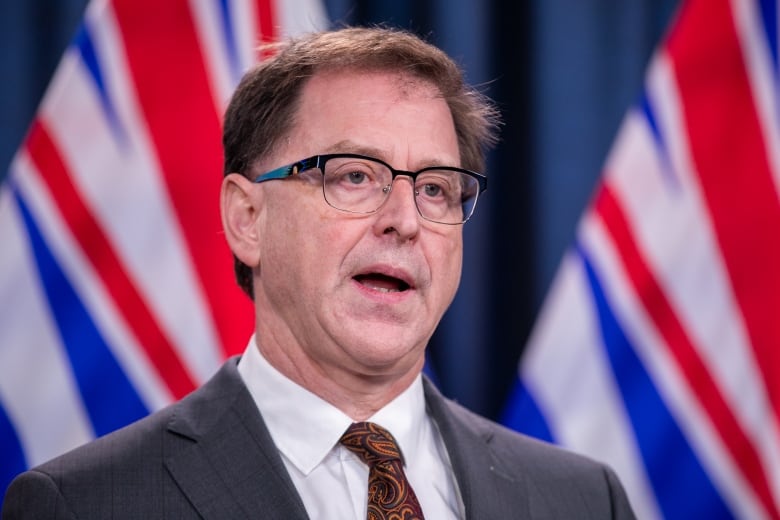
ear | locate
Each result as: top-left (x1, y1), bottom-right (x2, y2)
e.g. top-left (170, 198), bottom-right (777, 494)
top-left (220, 173), bottom-right (264, 268)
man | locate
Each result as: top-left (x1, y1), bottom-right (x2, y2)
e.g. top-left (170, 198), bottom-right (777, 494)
top-left (3, 27), bottom-right (636, 519)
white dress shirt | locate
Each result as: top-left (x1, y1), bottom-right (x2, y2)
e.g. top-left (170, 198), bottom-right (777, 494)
top-left (237, 336), bottom-right (463, 519)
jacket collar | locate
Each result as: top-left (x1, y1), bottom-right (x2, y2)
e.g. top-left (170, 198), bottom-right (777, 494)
top-left (423, 376), bottom-right (531, 519)
top-left (163, 357), bottom-right (309, 520)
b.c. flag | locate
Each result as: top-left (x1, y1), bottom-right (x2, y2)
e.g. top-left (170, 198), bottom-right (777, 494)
top-left (503, 0), bottom-right (780, 518)
top-left (0, 0), bottom-right (327, 498)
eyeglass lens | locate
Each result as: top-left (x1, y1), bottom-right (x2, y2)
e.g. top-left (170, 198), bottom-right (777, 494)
top-left (319, 156), bottom-right (478, 224)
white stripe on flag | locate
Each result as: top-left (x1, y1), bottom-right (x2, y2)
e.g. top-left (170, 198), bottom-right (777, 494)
top-left (0, 174), bottom-right (95, 467)
top-left (12, 151), bottom-right (175, 413)
top-left (520, 248), bottom-right (661, 519)
top-left (51, 9), bottom-right (224, 384)
top-left (275, 0), bottom-right (329, 38)
top-left (189, 0), bottom-right (241, 111)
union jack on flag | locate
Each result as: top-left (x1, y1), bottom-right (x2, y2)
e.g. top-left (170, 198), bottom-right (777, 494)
top-left (504, 0), bottom-right (780, 518)
top-left (0, 0), bottom-right (327, 498)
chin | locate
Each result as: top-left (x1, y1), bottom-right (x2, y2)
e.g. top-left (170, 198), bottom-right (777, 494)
top-left (331, 317), bottom-right (430, 365)
top-left (346, 340), bottom-right (424, 374)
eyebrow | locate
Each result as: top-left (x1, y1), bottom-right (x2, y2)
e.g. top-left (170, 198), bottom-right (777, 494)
top-left (323, 139), bottom-right (460, 169)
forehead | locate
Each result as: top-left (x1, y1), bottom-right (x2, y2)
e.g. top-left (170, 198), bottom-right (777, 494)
top-left (299, 69), bottom-right (446, 115)
top-left (281, 69), bottom-right (459, 167)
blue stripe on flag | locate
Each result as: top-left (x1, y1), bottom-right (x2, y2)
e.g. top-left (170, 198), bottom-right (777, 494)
top-left (0, 399), bottom-right (27, 501)
top-left (500, 378), bottom-right (555, 443)
top-left (640, 93), bottom-right (662, 144)
top-left (639, 95), bottom-right (680, 191)
top-left (218, 0), bottom-right (242, 83)
top-left (577, 244), bottom-right (734, 520)
top-left (759, 0), bottom-right (778, 71)
top-left (75, 24), bottom-right (127, 147)
top-left (14, 190), bottom-right (149, 437)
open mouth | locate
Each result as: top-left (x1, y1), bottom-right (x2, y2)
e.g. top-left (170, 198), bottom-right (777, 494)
top-left (353, 273), bottom-right (411, 293)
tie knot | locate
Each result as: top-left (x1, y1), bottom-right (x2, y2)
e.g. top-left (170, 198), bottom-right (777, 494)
top-left (340, 422), bottom-right (404, 466)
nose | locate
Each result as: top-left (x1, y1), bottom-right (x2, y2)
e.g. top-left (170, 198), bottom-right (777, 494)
top-left (372, 176), bottom-right (420, 240)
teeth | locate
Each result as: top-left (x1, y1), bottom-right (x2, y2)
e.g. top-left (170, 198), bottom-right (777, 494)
top-left (374, 286), bottom-right (399, 293)
top-left (355, 274), bottom-right (406, 293)
top-left (364, 284), bottom-right (399, 293)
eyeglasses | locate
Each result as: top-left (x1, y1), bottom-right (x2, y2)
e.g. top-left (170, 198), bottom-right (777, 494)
top-left (252, 153), bottom-right (487, 225)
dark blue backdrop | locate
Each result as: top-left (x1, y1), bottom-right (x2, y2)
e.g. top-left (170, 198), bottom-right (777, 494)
top-left (0, 0), bottom-right (678, 419)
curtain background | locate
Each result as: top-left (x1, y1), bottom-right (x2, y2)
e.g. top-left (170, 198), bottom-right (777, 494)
top-left (0, 0), bottom-right (679, 420)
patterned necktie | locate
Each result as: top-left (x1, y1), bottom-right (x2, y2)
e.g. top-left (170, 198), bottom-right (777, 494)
top-left (340, 422), bottom-right (425, 520)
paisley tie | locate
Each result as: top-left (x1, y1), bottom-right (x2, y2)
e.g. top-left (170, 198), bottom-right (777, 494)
top-left (340, 422), bottom-right (425, 520)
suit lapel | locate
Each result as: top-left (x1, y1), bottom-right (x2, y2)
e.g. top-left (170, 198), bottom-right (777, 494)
top-left (163, 358), bottom-right (309, 520)
top-left (159, 360), bottom-right (527, 519)
top-left (424, 377), bottom-right (530, 519)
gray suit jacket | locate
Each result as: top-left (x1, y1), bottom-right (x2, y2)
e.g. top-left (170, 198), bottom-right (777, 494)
top-left (2, 357), bottom-right (636, 519)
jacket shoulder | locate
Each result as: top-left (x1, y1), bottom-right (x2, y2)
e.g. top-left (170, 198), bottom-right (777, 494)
top-left (441, 391), bottom-right (606, 475)
top-left (2, 358), bottom-right (247, 519)
top-left (424, 378), bottom-right (636, 519)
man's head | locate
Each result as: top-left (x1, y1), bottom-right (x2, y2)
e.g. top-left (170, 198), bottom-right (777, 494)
top-left (220, 27), bottom-right (499, 398)
top-left (223, 27), bottom-right (499, 298)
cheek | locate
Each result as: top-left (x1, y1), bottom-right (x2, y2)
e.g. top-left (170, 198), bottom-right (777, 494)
top-left (429, 233), bottom-right (463, 298)
top-left (264, 205), bottom-right (355, 287)
top-left (263, 187), bottom-right (325, 254)
top-left (259, 196), bottom-right (318, 289)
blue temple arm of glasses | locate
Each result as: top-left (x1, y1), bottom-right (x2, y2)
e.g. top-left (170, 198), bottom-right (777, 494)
top-left (253, 164), bottom-right (294, 183)
top-left (253, 157), bottom-right (323, 183)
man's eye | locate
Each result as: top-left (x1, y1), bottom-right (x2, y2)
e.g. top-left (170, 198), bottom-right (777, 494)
top-left (422, 183), bottom-right (443, 197)
top-left (347, 171), bottom-right (367, 184)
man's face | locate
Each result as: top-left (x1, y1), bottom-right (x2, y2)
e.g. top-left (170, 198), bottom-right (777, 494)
top-left (250, 70), bottom-right (463, 379)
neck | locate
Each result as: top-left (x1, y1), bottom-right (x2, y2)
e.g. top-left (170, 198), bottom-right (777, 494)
top-left (254, 335), bottom-right (425, 421)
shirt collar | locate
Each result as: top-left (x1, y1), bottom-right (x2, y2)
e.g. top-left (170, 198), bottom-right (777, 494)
top-left (237, 336), bottom-right (427, 474)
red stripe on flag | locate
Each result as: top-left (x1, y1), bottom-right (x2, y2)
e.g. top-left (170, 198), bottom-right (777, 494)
top-left (667, 0), bottom-right (780, 428)
top-left (27, 120), bottom-right (197, 399)
top-left (112, 0), bottom-right (253, 358)
top-left (595, 184), bottom-right (779, 519)
top-left (257, 0), bottom-right (278, 60)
